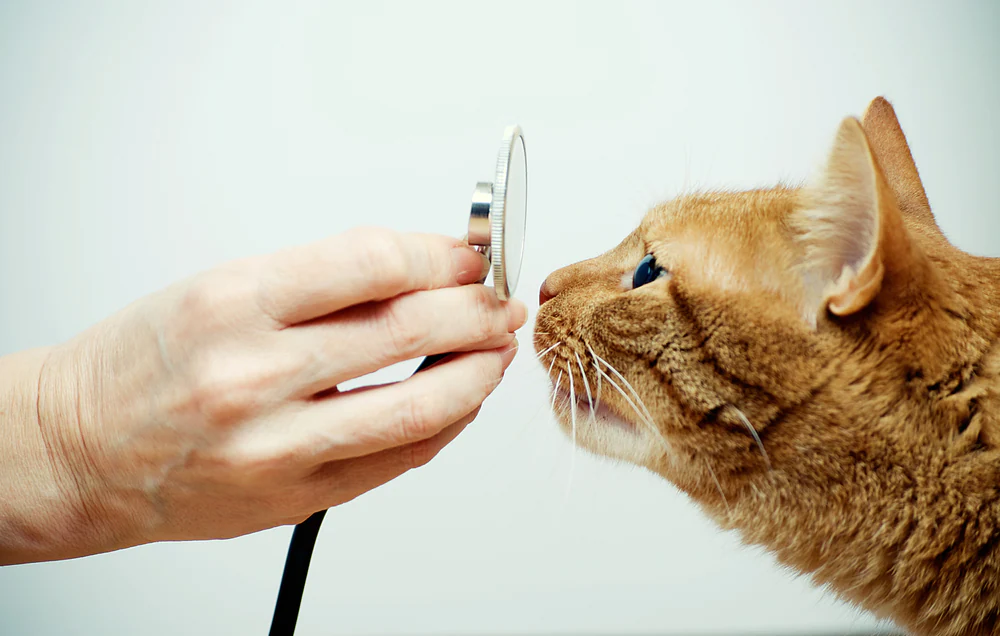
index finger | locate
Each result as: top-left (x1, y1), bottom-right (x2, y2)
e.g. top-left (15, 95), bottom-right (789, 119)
top-left (256, 227), bottom-right (490, 326)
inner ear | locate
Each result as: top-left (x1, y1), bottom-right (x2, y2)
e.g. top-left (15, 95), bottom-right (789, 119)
top-left (827, 254), bottom-right (884, 316)
top-left (794, 117), bottom-right (890, 320)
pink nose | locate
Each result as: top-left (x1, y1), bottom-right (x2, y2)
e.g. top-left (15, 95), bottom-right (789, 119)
top-left (539, 280), bottom-right (556, 305)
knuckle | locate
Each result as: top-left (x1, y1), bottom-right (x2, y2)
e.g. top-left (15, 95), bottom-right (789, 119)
top-left (469, 287), bottom-right (502, 342)
top-left (173, 269), bottom-right (255, 333)
top-left (380, 297), bottom-right (428, 356)
top-left (424, 239), bottom-right (452, 286)
top-left (177, 274), bottom-right (222, 323)
top-left (185, 354), bottom-right (258, 428)
top-left (211, 451), bottom-right (255, 488)
top-left (401, 437), bottom-right (441, 470)
top-left (354, 228), bottom-right (410, 294)
top-left (241, 447), bottom-right (296, 486)
top-left (477, 352), bottom-right (505, 394)
top-left (188, 442), bottom-right (286, 495)
top-left (186, 269), bottom-right (245, 314)
top-left (395, 393), bottom-right (437, 443)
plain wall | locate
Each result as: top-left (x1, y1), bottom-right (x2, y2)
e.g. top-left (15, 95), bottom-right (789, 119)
top-left (1, 1), bottom-right (998, 634)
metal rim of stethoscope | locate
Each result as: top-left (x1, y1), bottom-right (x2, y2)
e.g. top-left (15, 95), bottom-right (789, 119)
top-left (468, 124), bottom-right (526, 301)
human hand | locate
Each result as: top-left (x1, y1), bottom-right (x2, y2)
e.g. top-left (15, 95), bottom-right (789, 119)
top-left (6, 227), bottom-right (525, 563)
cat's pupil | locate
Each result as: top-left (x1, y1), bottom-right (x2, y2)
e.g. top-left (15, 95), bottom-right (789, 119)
top-left (632, 254), bottom-right (665, 289)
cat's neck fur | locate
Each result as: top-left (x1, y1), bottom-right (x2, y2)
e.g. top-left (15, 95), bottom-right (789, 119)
top-left (702, 218), bottom-right (1000, 635)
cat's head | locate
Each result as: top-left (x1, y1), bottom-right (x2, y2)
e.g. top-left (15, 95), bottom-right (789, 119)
top-left (533, 97), bottom-right (996, 520)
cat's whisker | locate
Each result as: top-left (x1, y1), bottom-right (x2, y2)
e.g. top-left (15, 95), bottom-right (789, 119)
top-left (703, 458), bottom-right (730, 514)
top-left (565, 360), bottom-right (578, 506)
top-left (587, 345), bottom-right (658, 429)
top-left (567, 360), bottom-right (577, 451)
top-left (574, 351), bottom-right (595, 422)
top-left (730, 405), bottom-right (772, 471)
top-left (539, 348), bottom-right (559, 379)
top-left (593, 366), bottom-right (667, 452)
top-left (593, 357), bottom-right (602, 413)
top-left (545, 353), bottom-right (558, 377)
top-left (535, 342), bottom-right (562, 360)
top-left (601, 362), bottom-right (656, 428)
top-left (550, 370), bottom-right (563, 415)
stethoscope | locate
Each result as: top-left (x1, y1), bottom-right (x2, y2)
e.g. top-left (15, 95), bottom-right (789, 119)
top-left (268, 125), bottom-right (528, 636)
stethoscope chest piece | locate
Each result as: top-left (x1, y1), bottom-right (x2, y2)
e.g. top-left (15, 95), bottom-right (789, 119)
top-left (467, 125), bottom-right (526, 300)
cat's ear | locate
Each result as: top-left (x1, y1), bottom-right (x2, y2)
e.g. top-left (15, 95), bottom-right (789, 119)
top-left (861, 97), bottom-right (936, 228)
top-left (794, 117), bottom-right (913, 320)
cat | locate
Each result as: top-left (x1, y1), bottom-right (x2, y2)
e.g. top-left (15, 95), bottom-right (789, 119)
top-left (533, 97), bottom-right (1000, 636)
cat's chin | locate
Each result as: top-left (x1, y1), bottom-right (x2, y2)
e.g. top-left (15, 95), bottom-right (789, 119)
top-left (551, 388), bottom-right (660, 466)
top-left (553, 388), bottom-right (637, 433)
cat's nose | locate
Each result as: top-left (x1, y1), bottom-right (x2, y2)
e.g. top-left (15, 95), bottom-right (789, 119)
top-left (541, 267), bottom-right (579, 304)
top-left (539, 279), bottom-right (557, 305)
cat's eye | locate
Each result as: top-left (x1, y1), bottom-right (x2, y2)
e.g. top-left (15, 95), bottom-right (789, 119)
top-left (632, 254), bottom-right (667, 289)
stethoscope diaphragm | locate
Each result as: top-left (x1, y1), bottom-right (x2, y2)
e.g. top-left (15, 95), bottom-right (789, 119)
top-left (467, 125), bottom-right (526, 300)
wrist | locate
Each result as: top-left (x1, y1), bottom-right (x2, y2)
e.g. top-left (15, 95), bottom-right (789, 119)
top-left (0, 342), bottom-right (142, 564)
top-left (0, 346), bottom-right (73, 563)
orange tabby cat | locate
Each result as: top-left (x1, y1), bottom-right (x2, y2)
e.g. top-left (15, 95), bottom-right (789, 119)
top-left (534, 97), bottom-right (1000, 635)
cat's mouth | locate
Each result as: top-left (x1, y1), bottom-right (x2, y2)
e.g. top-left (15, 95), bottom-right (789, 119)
top-left (552, 387), bottom-right (639, 435)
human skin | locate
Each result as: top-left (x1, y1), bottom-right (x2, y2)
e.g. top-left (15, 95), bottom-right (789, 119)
top-left (0, 227), bottom-right (525, 565)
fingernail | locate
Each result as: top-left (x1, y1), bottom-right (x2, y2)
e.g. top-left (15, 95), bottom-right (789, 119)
top-left (506, 298), bottom-right (528, 332)
top-left (499, 338), bottom-right (519, 370)
top-left (452, 246), bottom-right (491, 285)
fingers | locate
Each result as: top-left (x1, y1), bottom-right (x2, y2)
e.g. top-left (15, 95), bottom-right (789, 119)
top-left (301, 408), bottom-right (479, 511)
top-left (256, 227), bottom-right (491, 326)
top-left (288, 342), bottom-right (517, 464)
top-left (283, 284), bottom-right (527, 396)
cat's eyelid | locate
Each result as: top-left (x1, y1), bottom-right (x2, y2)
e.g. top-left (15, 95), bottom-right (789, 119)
top-left (642, 238), bottom-right (669, 268)
top-left (621, 271), bottom-right (634, 290)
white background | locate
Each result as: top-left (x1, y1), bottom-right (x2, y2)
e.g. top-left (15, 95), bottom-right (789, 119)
top-left (1, 1), bottom-right (998, 634)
